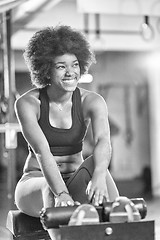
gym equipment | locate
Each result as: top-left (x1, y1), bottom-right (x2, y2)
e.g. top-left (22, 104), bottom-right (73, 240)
top-left (63, 204), bottom-right (99, 226)
top-left (0, 123), bottom-right (21, 209)
top-left (6, 210), bottom-right (50, 240)
top-left (6, 197), bottom-right (153, 240)
top-left (108, 196), bottom-right (141, 223)
top-left (39, 197), bottom-right (147, 229)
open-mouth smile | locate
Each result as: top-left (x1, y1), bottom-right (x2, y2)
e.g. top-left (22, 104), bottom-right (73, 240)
top-left (62, 78), bottom-right (77, 84)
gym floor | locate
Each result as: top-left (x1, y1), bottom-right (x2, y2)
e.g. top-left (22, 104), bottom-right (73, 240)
top-left (0, 166), bottom-right (160, 240)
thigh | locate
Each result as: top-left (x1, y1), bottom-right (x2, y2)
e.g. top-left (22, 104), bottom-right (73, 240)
top-left (66, 155), bottom-right (94, 203)
top-left (66, 155), bottom-right (119, 203)
top-left (15, 171), bottom-right (45, 217)
top-left (106, 169), bottom-right (119, 201)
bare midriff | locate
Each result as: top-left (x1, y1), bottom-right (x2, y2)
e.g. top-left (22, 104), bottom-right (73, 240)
top-left (23, 151), bottom-right (84, 178)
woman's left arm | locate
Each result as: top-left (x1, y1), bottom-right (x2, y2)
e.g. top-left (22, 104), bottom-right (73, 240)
top-left (85, 92), bottom-right (112, 206)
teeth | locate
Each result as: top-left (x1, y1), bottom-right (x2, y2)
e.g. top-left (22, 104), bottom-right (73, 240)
top-left (63, 79), bottom-right (75, 83)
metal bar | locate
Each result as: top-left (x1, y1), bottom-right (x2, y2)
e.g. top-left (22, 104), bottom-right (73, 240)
top-left (2, 13), bottom-right (10, 99)
top-left (2, 10), bottom-right (17, 208)
top-left (13, 25), bottom-right (141, 35)
top-left (84, 13), bottom-right (89, 35)
top-left (0, 123), bottom-right (21, 132)
top-left (0, 0), bottom-right (27, 13)
top-left (95, 13), bottom-right (100, 36)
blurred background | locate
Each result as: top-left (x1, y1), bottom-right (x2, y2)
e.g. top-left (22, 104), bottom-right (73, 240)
top-left (0, 0), bottom-right (160, 234)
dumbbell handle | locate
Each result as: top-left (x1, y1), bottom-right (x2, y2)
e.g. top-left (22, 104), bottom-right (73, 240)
top-left (130, 198), bottom-right (147, 219)
top-left (102, 198), bottom-right (147, 222)
top-left (40, 198), bottom-right (147, 229)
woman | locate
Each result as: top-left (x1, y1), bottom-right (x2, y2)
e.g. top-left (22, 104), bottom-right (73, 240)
top-left (14, 25), bottom-right (119, 239)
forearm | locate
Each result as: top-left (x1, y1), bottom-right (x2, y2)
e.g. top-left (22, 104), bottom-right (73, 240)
top-left (36, 151), bottom-right (69, 195)
top-left (92, 138), bottom-right (112, 174)
top-left (86, 138), bottom-right (112, 204)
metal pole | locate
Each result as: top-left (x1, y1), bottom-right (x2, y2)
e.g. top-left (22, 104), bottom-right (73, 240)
top-left (2, 10), bottom-right (16, 209)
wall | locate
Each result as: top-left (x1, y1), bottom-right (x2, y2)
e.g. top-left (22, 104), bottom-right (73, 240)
top-left (88, 51), bottom-right (151, 180)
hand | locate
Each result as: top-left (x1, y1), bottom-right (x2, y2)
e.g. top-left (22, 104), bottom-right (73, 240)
top-left (55, 192), bottom-right (80, 207)
top-left (86, 173), bottom-right (109, 206)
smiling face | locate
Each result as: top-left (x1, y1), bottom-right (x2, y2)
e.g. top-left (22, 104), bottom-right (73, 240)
top-left (51, 53), bottom-right (81, 92)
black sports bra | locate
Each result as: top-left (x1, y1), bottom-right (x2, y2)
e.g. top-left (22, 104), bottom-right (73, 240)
top-left (31, 87), bottom-right (87, 156)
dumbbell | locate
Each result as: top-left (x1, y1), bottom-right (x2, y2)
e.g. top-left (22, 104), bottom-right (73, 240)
top-left (40, 197), bottom-right (147, 229)
top-left (102, 197), bottom-right (147, 223)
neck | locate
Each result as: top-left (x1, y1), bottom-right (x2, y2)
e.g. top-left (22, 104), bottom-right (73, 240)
top-left (47, 86), bottom-right (73, 103)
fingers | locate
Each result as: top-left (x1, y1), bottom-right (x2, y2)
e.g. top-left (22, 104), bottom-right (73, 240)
top-left (86, 185), bottom-right (109, 206)
top-left (74, 201), bottom-right (81, 206)
top-left (95, 192), bottom-right (104, 205)
top-left (86, 181), bottom-right (93, 202)
top-left (56, 200), bottom-right (80, 207)
top-left (59, 201), bottom-right (74, 207)
top-left (91, 191), bottom-right (103, 206)
top-left (88, 188), bottom-right (95, 203)
top-left (91, 193), bottom-right (109, 206)
top-left (86, 180), bottom-right (110, 206)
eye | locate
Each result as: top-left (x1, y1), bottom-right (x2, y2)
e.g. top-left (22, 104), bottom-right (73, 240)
top-left (56, 65), bottom-right (66, 70)
top-left (73, 62), bottom-right (79, 68)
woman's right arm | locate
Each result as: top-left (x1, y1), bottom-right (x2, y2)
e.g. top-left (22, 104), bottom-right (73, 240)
top-left (14, 92), bottom-right (74, 206)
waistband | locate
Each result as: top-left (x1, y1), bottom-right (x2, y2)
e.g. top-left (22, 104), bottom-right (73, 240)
top-left (50, 143), bottom-right (82, 156)
top-left (28, 143), bottom-right (82, 156)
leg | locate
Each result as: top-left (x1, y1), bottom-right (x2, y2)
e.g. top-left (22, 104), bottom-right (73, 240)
top-left (66, 155), bottom-right (119, 203)
top-left (14, 171), bottom-right (59, 240)
top-left (15, 171), bottom-right (54, 217)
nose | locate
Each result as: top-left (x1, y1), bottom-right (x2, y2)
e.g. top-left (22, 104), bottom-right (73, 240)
top-left (65, 71), bottom-right (72, 76)
top-left (65, 66), bottom-right (74, 76)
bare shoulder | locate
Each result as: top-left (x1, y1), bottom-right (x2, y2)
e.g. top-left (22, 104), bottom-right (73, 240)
top-left (15, 88), bottom-right (40, 116)
top-left (15, 88), bottom-right (40, 107)
top-left (79, 87), bottom-right (108, 121)
top-left (79, 87), bottom-right (106, 108)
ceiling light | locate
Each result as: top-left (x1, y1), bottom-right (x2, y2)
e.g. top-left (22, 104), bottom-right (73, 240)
top-left (79, 74), bottom-right (93, 83)
top-left (140, 16), bottom-right (154, 41)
